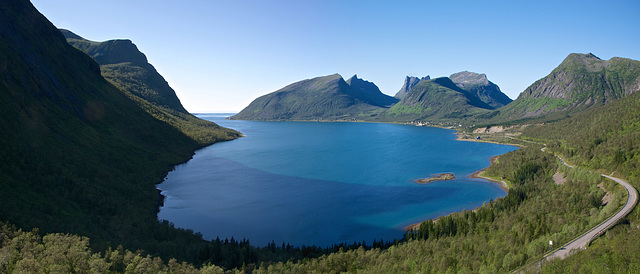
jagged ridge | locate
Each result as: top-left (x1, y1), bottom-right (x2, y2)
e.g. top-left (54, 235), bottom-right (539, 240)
top-left (346, 74), bottom-right (399, 107)
top-left (395, 76), bottom-right (430, 100)
top-left (231, 74), bottom-right (396, 120)
top-left (385, 77), bottom-right (494, 121)
top-left (386, 72), bottom-right (511, 122)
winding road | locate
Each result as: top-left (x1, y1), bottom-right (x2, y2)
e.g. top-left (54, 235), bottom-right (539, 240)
top-left (542, 148), bottom-right (638, 260)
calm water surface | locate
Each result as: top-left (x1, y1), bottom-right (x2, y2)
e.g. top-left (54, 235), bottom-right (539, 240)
top-left (157, 114), bottom-right (517, 247)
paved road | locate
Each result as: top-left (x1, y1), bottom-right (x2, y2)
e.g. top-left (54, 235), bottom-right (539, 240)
top-left (543, 149), bottom-right (638, 260)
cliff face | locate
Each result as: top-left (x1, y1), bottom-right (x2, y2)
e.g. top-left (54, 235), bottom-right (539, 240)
top-left (395, 76), bottom-right (430, 100)
top-left (346, 75), bottom-right (399, 107)
top-left (450, 71), bottom-right (512, 109)
top-left (521, 53), bottom-right (640, 100)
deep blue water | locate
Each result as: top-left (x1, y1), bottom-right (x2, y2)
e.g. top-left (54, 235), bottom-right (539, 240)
top-left (157, 114), bottom-right (517, 247)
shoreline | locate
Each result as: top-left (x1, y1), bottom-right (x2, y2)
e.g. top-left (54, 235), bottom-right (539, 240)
top-left (469, 155), bottom-right (509, 191)
top-left (405, 154), bottom-right (509, 231)
top-left (176, 116), bottom-right (517, 238)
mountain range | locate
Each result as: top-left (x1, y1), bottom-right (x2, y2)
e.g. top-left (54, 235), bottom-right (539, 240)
top-left (233, 70), bottom-right (513, 123)
top-left (234, 54), bottom-right (640, 125)
top-left (231, 74), bottom-right (398, 120)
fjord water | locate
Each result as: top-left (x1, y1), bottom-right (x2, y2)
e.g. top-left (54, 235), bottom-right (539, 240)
top-left (157, 114), bottom-right (516, 247)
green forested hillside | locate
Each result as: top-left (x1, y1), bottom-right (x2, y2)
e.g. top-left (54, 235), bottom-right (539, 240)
top-left (524, 89), bottom-right (640, 178)
top-left (0, 222), bottom-right (225, 273)
top-left (0, 0), bottom-right (212, 261)
top-left (61, 30), bottom-right (240, 145)
top-left (522, 87), bottom-right (640, 272)
top-left (0, 0), bottom-right (254, 269)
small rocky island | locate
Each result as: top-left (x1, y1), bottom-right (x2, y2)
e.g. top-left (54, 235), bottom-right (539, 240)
top-left (414, 173), bottom-right (456, 184)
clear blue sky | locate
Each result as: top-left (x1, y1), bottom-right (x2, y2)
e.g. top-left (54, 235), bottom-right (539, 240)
top-left (32, 0), bottom-right (640, 112)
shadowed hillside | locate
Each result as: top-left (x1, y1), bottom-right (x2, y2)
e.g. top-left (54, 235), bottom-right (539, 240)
top-left (450, 71), bottom-right (512, 109)
top-left (61, 29), bottom-right (240, 145)
top-left (0, 0), bottom-right (241, 266)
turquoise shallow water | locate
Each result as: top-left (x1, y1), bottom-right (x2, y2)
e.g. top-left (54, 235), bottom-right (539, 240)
top-left (157, 114), bottom-right (517, 247)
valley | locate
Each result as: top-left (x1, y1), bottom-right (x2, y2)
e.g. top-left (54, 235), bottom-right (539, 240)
top-left (1, 0), bottom-right (639, 272)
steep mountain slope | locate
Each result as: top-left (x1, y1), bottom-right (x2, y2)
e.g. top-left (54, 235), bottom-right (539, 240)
top-left (0, 0), bottom-right (236, 264)
top-left (493, 53), bottom-right (640, 121)
top-left (394, 75), bottom-right (430, 99)
top-left (61, 29), bottom-right (240, 145)
top-left (231, 74), bottom-right (391, 120)
top-left (385, 77), bottom-right (495, 122)
top-left (346, 74), bottom-right (399, 107)
top-left (61, 29), bottom-right (185, 112)
top-left (450, 71), bottom-right (512, 109)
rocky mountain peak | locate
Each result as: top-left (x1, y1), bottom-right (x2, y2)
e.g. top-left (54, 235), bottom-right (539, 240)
top-left (346, 74), bottom-right (363, 84)
top-left (505, 53), bottom-right (640, 119)
top-left (63, 29), bottom-right (190, 113)
top-left (560, 52), bottom-right (607, 73)
top-left (94, 39), bottom-right (148, 65)
top-left (60, 29), bottom-right (148, 66)
top-left (450, 71), bottom-right (489, 86)
top-left (346, 74), bottom-right (377, 89)
top-left (448, 71), bottom-right (512, 109)
top-left (395, 75), bottom-right (430, 99)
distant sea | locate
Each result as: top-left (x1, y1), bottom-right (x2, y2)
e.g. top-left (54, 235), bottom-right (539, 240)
top-left (157, 114), bottom-right (517, 247)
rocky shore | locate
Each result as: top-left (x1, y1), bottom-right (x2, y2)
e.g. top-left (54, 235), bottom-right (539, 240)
top-left (414, 173), bottom-right (455, 184)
